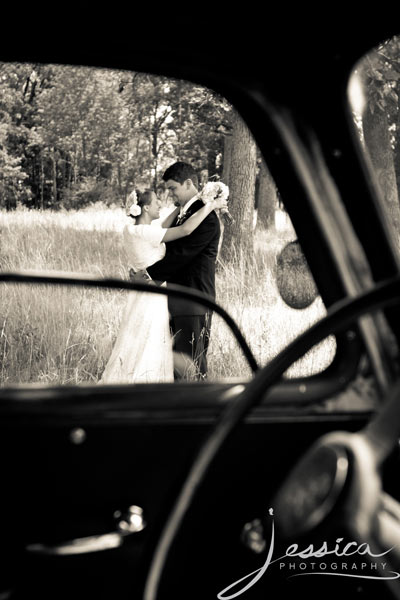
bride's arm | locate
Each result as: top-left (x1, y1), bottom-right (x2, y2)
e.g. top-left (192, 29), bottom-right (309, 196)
top-left (161, 206), bottom-right (180, 228)
top-left (161, 199), bottom-right (227, 243)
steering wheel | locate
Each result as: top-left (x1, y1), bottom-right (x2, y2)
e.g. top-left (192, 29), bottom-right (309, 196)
top-left (143, 274), bottom-right (400, 600)
top-left (272, 388), bottom-right (400, 599)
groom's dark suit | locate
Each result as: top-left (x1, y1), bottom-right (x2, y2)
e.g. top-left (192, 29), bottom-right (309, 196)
top-left (147, 199), bottom-right (220, 378)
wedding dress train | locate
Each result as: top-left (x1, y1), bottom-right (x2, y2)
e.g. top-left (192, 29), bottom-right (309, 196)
top-left (99, 222), bottom-right (174, 384)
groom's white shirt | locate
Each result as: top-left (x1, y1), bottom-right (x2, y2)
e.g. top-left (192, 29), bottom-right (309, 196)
top-left (178, 193), bottom-right (200, 220)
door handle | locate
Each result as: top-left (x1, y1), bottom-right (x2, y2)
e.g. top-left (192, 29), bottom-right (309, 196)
top-left (26, 505), bottom-right (146, 556)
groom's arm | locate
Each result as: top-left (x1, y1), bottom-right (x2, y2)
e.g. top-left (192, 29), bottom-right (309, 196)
top-left (147, 212), bottom-right (219, 283)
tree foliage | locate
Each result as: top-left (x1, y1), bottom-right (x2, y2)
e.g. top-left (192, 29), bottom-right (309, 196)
top-left (0, 63), bottom-right (232, 210)
top-left (5, 42), bottom-right (400, 262)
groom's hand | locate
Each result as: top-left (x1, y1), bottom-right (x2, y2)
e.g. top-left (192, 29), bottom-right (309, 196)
top-left (129, 268), bottom-right (153, 283)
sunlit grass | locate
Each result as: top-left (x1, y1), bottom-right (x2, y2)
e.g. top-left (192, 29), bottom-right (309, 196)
top-left (0, 205), bottom-right (335, 384)
top-left (208, 227), bottom-right (335, 379)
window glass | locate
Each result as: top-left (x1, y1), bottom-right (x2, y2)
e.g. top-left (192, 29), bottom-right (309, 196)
top-left (0, 62), bottom-right (335, 385)
top-left (348, 34), bottom-right (400, 248)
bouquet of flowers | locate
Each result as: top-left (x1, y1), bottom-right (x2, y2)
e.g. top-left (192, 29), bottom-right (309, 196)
top-left (200, 181), bottom-right (234, 224)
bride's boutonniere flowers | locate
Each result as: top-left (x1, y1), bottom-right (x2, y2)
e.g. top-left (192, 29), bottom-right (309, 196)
top-left (200, 181), bottom-right (234, 224)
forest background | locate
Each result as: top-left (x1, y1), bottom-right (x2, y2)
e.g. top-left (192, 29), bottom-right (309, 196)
top-left (1, 34), bottom-right (400, 254)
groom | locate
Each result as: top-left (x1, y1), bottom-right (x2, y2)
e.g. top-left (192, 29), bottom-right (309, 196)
top-left (147, 161), bottom-right (221, 379)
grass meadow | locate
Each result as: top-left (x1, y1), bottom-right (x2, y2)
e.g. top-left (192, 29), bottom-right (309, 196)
top-left (0, 205), bottom-right (336, 385)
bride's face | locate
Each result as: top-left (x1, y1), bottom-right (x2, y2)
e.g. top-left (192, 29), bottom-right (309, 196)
top-left (147, 192), bottom-right (161, 220)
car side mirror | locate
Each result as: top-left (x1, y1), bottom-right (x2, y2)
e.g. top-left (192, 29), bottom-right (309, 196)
top-left (276, 240), bottom-right (318, 309)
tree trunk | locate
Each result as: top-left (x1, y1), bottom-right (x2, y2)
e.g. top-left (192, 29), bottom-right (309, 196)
top-left (40, 154), bottom-right (44, 209)
top-left (151, 123), bottom-right (159, 188)
top-left (394, 80), bottom-right (400, 198)
top-left (219, 111), bottom-right (257, 263)
top-left (69, 152), bottom-right (74, 189)
top-left (176, 80), bottom-right (182, 129)
top-left (362, 104), bottom-right (400, 232)
top-left (60, 151), bottom-right (66, 191)
top-left (72, 146), bottom-right (77, 185)
top-left (256, 158), bottom-right (277, 229)
top-left (217, 136), bottom-right (232, 258)
top-left (117, 163), bottom-right (123, 200)
top-left (51, 147), bottom-right (57, 206)
top-left (82, 136), bottom-right (87, 175)
top-left (207, 149), bottom-right (219, 178)
top-left (221, 134), bottom-right (232, 185)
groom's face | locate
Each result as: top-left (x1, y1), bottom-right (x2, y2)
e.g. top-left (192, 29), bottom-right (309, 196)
top-left (165, 178), bottom-right (193, 206)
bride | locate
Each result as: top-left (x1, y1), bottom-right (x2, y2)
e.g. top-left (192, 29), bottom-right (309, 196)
top-left (99, 188), bottom-right (227, 384)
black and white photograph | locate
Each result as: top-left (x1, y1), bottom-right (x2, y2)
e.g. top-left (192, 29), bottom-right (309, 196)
top-left (0, 18), bottom-right (400, 600)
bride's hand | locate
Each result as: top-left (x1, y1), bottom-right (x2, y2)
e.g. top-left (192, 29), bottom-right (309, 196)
top-left (213, 198), bottom-right (228, 210)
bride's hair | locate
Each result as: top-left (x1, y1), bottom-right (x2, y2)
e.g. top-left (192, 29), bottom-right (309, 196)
top-left (137, 189), bottom-right (153, 207)
top-left (129, 189), bottom-right (153, 219)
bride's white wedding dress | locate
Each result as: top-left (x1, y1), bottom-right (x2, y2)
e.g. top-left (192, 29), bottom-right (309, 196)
top-left (99, 222), bottom-right (174, 384)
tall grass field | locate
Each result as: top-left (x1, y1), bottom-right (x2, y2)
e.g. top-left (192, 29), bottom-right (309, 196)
top-left (0, 205), bottom-right (335, 385)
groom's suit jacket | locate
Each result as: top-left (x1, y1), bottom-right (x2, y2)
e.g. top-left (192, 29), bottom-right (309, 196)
top-left (147, 199), bottom-right (220, 316)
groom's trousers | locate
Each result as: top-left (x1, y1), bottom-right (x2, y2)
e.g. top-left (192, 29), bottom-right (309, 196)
top-left (171, 312), bottom-right (212, 379)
